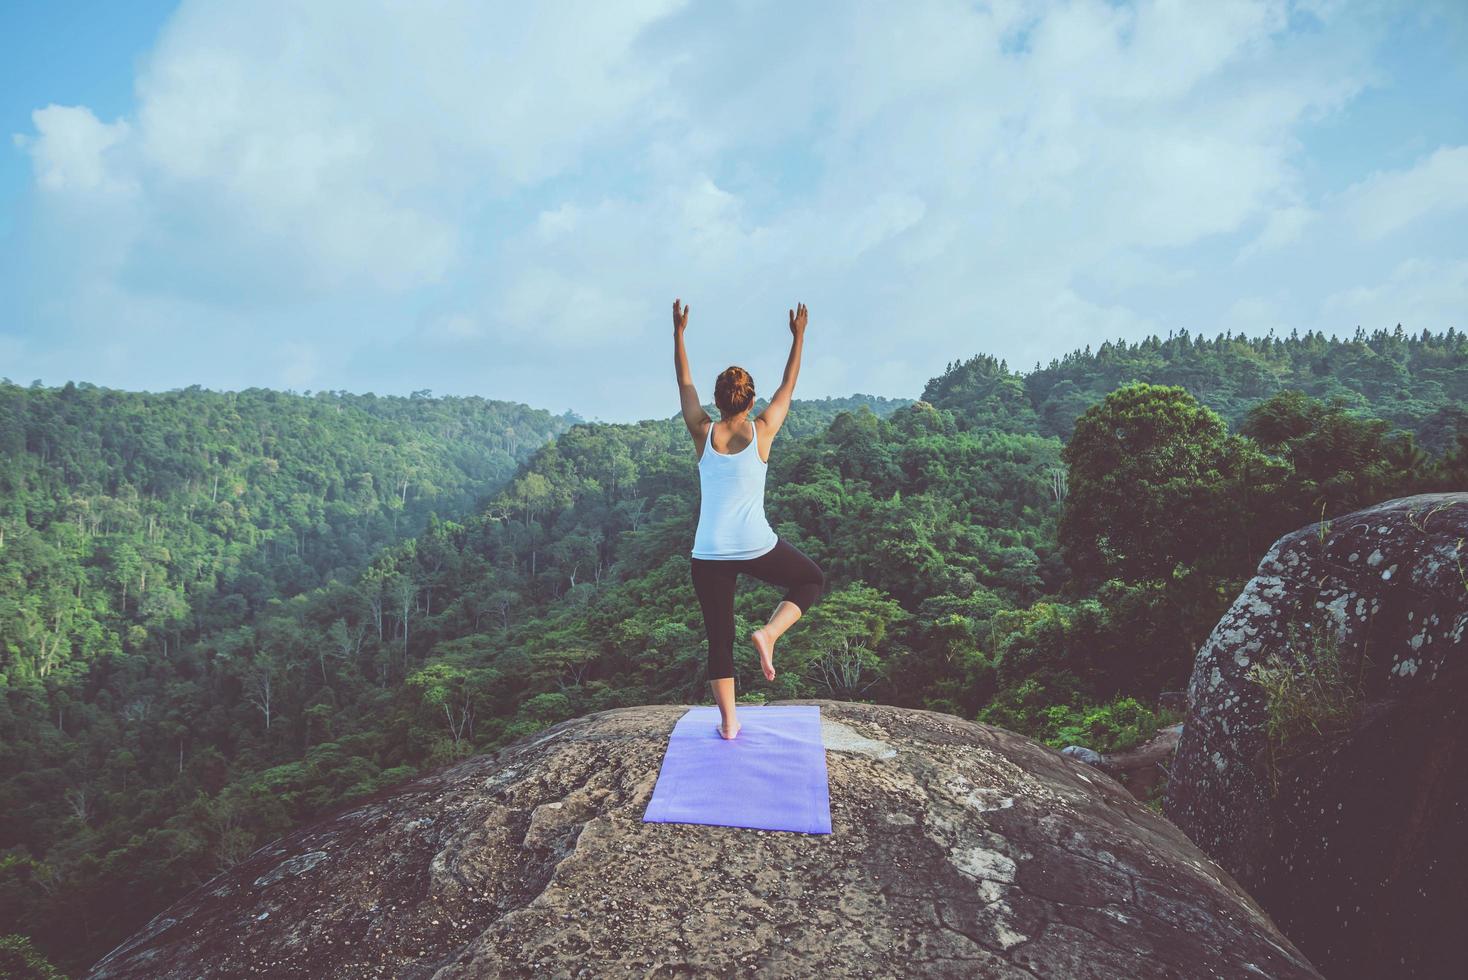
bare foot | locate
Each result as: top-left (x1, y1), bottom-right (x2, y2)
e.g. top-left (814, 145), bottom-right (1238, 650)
top-left (752, 628), bottom-right (776, 682)
top-left (717, 720), bottom-right (741, 740)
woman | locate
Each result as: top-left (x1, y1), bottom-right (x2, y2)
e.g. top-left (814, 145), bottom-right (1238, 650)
top-left (672, 297), bottom-right (825, 741)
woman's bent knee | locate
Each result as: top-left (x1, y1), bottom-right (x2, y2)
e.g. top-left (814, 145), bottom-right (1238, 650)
top-left (790, 566), bottom-right (824, 613)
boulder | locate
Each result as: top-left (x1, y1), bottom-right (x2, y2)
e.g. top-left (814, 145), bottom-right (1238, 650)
top-left (89, 701), bottom-right (1319, 979)
top-left (1059, 744), bottom-right (1104, 766)
top-left (1163, 493), bottom-right (1468, 979)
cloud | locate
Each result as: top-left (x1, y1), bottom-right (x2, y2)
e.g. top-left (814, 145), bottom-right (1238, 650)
top-left (275, 341), bottom-right (319, 390)
top-left (4, 0), bottom-right (1461, 421)
top-left (15, 0), bottom-right (688, 304)
top-left (1227, 295), bottom-right (1289, 335)
top-left (1322, 257), bottom-right (1468, 332)
top-left (419, 313), bottom-right (483, 345)
top-left (1343, 145), bottom-right (1468, 240)
top-left (16, 105), bottom-right (134, 194)
top-left (1236, 204), bottom-right (1316, 261)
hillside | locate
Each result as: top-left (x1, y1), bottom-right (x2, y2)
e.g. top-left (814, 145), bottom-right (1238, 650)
top-left (926, 325), bottom-right (1468, 449)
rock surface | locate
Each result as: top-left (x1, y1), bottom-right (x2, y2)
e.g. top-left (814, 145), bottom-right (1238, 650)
top-left (1164, 493), bottom-right (1468, 979)
top-left (89, 700), bottom-right (1317, 979)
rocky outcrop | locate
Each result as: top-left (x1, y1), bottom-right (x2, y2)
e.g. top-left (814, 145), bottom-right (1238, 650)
top-left (89, 701), bottom-right (1319, 979)
top-left (1164, 493), bottom-right (1468, 979)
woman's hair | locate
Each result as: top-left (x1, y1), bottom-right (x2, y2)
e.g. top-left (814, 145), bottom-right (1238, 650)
top-left (714, 366), bottom-right (755, 417)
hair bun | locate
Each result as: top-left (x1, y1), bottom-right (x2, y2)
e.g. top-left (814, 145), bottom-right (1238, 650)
top-left (714, 366), bottom-right (755, 415)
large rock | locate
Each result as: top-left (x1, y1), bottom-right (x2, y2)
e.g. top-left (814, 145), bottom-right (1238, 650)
top-left (1164, 493), bottom-right (1468, 979)
top-left (89, 701), bottom-right (1319, 979)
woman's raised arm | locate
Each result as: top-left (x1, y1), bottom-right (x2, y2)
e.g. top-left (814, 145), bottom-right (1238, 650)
top-left (756, 302), bottom-right (807, 438)
top-left (673, 298), bottom-right (711, 440)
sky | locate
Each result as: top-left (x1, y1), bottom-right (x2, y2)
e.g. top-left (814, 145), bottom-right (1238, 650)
top-left (1, 0), bottom-right (1465, 424)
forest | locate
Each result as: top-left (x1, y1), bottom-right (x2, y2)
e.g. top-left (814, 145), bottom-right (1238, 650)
top-left (2, 325), bottom-right (1466, 976)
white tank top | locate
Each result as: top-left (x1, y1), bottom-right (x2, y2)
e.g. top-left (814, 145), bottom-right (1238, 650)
top-left (691, 417), bottom-right (779, 560)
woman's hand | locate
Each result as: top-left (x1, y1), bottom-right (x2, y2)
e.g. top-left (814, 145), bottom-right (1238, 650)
top-left (789, 302), bottom-right (807, 336)
top-left (673, 298), bottom-right (691, 333)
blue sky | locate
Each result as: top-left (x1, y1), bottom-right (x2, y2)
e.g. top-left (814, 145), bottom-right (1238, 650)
top-left (2, 0), bottom-right (1465, 423)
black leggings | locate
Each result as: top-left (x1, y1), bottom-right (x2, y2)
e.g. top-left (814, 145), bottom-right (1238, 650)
top-left (691, 536), bottom-right (825, 681)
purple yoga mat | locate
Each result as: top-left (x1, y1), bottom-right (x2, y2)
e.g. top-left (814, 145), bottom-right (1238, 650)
top-left (642, 704), bottom-right (832, 834)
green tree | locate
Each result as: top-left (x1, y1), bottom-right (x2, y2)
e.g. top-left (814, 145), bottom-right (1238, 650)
top-left (1241, 388), bottom-right (1433, 522)
top-left (791, 584), bottom-right (908, 699)
top-left (405, 651), bottom-right (498, 758)
top-left (1060, 382), bottom-right (1237, 583)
